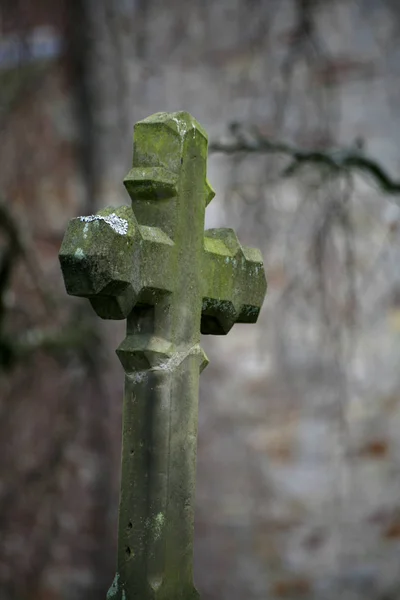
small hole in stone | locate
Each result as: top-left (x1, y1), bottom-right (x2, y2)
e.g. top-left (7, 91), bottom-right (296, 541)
top-left (126, 546), bottom-right (131, 557)
top-left (128, 522), bottom-right (133, 529)
top-left (180, 157), bottom-right (183, 165)
top-left (130, 449), bottom-right (134, 456)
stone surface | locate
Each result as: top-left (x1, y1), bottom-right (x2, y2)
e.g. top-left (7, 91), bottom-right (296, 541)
top-left (59, 111), bottom-right (266, 600)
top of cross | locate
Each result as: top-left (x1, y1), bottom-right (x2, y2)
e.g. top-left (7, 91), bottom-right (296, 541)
top-left (59, 111), bottom-right (267, 340)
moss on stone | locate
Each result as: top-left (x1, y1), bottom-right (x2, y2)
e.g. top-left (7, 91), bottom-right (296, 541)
top-left (59, 111), bottom-right (267, 600)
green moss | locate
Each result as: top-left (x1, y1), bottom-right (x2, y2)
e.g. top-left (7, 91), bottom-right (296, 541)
top-left (139, 225), bottom-right (174, 246)
top-left (58, 111), bottom-right (267, 600)
top-left (205, 178), bottom-right (216, 206)
top-left (124, 166), bottom-right (178, 200)
top-left (203, 236), bottom-right (232, 257)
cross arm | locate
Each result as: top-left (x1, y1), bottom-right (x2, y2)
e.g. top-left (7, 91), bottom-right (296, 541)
top-left (59, 205), bottom-right (175, 319)
top-left (201, 228), bottom-right (267, 334)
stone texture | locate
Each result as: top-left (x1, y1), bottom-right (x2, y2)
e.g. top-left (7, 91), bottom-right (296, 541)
top-left (59, 111), bottom-right (266, 600)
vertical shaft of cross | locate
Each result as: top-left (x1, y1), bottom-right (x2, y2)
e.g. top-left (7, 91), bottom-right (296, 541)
top-left (113, 113), bottom-right (208, 599)
top-left (117, 318), bottom-right (203, 599)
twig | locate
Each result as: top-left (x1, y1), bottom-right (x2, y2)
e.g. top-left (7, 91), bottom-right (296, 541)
top-left (0, 323), bottom-right (98, 371)
top-left (14, 325), bottom-right (96, 355)
top-left (209, 128), bottom-right (400, 195)
top-left (0, 200), bottom-right (58, 313)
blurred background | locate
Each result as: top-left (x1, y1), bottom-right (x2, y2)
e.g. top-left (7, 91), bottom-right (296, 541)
top-left (2, 0), bottom-right (400, 599)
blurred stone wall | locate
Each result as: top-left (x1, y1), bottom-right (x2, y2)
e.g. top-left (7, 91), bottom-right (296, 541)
top-left (2, 1), bottom-right (400, 599)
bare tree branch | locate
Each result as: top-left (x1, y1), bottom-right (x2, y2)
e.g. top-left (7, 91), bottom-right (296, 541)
top-left (0, 201), bottom-right (58, 313)
top-left (209, 126), bottom-right (400, 195)
top-left (0, 199), bottom-right (99, 370)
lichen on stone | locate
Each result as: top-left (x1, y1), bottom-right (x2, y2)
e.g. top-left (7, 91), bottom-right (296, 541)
top-left (153, 512), bottom-right (165, 541)
top-left (172, 116), bottom-right (189, 136)
top-left (157, 351), bottom-right (187, 372)
top-left (79, 213), bottom-right (129, 235)
top-left (129, 370), bottom-right (148, 383)
top-left (106, 573), bottom-right (120, 600)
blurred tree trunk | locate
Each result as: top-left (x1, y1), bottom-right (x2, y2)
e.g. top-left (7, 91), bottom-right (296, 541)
top-left (64, 1), bottom-right (127, 597)
top-left (65, 0), bottom-right (97, 213)
top-left (0, 0), bottom-right (138, 597)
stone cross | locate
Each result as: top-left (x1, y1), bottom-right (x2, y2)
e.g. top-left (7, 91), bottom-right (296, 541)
top-left (59, 112), bottom-right (267, 600)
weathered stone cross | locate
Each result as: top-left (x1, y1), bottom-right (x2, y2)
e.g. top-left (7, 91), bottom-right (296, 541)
top-left (59, 112), bottom-right (267, 600)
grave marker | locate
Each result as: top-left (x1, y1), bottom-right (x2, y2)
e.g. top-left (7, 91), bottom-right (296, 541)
top-left (59, 111), bottom-right (267, 599)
